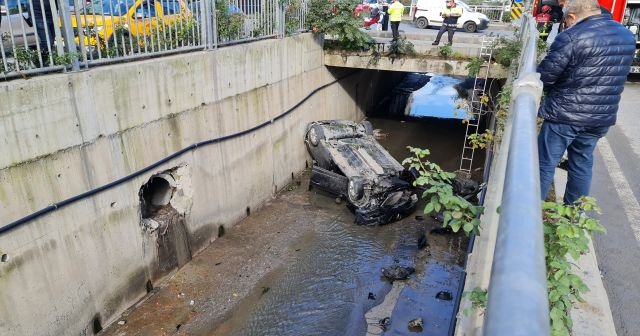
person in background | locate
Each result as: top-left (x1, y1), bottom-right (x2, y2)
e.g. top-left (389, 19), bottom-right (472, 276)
top-left (388, 0), bottom-right (404, 40)
top-left (535, 5), bottom-right (552, 39)
top-left (432, 0), bottom-right (462, 46)
top-left (537, 0), bottom-right (635, 204)
top-left (381, 0), bottom-right (389, 31)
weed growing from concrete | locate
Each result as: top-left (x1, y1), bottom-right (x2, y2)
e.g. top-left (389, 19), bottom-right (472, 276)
top-left (543, 197), bottom-right (606, 336)
top-left (403, 146), bottom-right (484, 236)
top-left (462, 287), bottom-right (488, 316)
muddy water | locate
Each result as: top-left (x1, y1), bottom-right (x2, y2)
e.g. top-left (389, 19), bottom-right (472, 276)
top-left (208, 118), bottom-right (476, 336)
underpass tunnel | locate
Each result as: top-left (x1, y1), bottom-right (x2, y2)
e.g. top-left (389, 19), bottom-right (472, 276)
top-left (339, 67), bottom-right (505, 175)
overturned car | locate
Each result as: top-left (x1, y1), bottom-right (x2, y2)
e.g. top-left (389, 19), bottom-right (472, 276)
top-left (305, 120), bottom-right (418, 226)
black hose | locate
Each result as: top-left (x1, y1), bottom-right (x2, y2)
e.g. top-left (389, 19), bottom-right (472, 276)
top-left (0, 70), bottom-right (360, 235)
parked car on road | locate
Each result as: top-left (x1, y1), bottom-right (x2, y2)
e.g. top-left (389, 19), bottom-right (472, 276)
top-left (70, 0), bottom-right (192, 50)
top-left (305, 120), bottom-right (418, 226)
top-left (412, 0), bottom-right (489, 32)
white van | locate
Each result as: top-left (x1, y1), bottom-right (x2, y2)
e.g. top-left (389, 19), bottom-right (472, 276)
top-left (412, 0), bottom-right (489, 33)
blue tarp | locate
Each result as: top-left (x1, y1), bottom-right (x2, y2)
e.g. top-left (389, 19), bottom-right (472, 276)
top-left (405, 75), bottom-right (472, 120)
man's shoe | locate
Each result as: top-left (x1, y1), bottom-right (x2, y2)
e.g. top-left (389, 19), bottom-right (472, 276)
top-left (432, 41), bottom-right (439, 45)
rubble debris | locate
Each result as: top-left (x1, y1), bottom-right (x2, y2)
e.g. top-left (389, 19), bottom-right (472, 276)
top-left (408, 317), bottom-right (423, 332)
top-left (382, 265), bottom-right (416, 281)
top-left (378, 317), bottom-right (391, 331)
top-left (435, 291), bottom-right (453, 301)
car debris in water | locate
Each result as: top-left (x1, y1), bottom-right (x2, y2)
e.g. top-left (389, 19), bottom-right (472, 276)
top-left (305, 120), bottom-right (418, 226)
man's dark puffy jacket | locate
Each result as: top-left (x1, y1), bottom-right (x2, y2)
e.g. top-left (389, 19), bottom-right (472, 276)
top-left (537, 14), bottom-right (635, 127)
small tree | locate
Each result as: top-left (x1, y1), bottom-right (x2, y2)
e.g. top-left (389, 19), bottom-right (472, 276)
top-left (307, 0), bottom-right (372, 51)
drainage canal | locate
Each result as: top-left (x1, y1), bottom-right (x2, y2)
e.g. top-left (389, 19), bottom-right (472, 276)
top-left (207, 72), bottom-right (502, 336)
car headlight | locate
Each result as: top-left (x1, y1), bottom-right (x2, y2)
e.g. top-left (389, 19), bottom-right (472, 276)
top-left (348, 177), bottom-right (365, 203)
top-left (308, 127), bottom-right (319, 146)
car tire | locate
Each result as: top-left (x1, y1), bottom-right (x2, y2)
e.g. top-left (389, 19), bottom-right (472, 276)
top-left (307, 124), bottom-right (325, 147)
top-left (463, 21), bottom-right (477, 33)
top-left (415, 17), bottom-right (429, 29)
top-left (361, 120), bottom-right (374, 136)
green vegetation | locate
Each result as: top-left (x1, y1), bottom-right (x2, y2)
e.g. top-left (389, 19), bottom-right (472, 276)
top-left (492, 37), bottom-right (521, 67)
top-left (403, 147), bottom-right (484, 236)
top-left (465, 57), bottom-right (484, 76)
top-left (388, 37), bottom-right (416, 58)
top-left (307, 0), bottom-right (372, 51)
top-left (216, 0), bottom-right (246, 41)
top-left (463, 287), bottom-right (488, 316)
top-left (543, 197), bottom-right (606, 335)
top-left (467, 129), bottom-right (494, 149)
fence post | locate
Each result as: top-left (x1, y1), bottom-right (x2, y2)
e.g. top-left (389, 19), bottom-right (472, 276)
top-left (57, 0), bottom-right (80, 71)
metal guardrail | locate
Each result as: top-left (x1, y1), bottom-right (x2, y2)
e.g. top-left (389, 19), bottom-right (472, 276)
top-left (483, 14), bottom-right (549, 335)
top-left (0, 0), bottom-right (307, 79)
top-left (470, 5), bottom-right (508, 22)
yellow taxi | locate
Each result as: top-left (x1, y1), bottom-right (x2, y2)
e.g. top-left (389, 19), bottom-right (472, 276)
top-left (70, 0), bottom-right (193, 50)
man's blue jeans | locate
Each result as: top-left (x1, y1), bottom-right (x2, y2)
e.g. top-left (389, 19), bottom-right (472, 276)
top-left (538, 121), bottom-right (609, 204)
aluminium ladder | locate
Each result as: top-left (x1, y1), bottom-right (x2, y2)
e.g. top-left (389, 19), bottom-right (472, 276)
top-left (458, 35), bottom-right (497, 176)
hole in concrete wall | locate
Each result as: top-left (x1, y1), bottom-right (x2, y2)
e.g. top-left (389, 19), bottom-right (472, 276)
top-left (218, 225), bottom-right (225, 238)
top-left (291, 172), bottom-right (295, 181)
top-left (140, 175), bottom-right (175, 219)
top-left (110, 202), bottom-right (118, 208)
top-left (246, 207), bottom-right (251, 217)
top-left (140, 168), bottom-right (193, 283)
top-left (146, 279), bottom-right (154, 293)
top-left (92, 315), bottom-right (103, 334)
top-left (1, 254), bottom-right (8, 262)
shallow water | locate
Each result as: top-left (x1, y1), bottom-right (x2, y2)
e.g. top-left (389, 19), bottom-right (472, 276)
top-left (208, 117), bottom-right (476, 336)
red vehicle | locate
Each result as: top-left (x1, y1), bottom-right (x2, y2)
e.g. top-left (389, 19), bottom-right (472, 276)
top-left (532, 0), bottom-right (640, 73)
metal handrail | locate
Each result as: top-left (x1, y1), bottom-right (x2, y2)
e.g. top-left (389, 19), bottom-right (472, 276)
top-left (483, 15), bottom-right (549, 335)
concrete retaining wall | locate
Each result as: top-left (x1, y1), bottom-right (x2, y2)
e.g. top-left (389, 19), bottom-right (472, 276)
top-left (0, 34), bottom-right (381, 335)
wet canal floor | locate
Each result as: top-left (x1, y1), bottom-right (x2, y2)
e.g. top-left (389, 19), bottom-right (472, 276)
top-left (101, 117), bottom-right (482, 336)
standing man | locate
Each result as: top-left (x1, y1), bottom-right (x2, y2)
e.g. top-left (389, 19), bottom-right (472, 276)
top-left (432, 0), bottom-right (462, 45)
top-left (537, 0), bottom-right (635, 204)
top-left (388, 0), bottom-right (404, 40)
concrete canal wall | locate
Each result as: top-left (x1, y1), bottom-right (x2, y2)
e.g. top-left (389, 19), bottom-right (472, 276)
top-left (0, 34), bottom-right (388, 335)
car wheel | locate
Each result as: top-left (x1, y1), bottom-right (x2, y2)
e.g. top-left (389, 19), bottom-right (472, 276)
top-left (307, 124), bottom-right (325, 147)
top-left (415, 17), bottom-right (429, 29)
top-left (463, 21), bottom-right (477, 33)
top-left (360, 120), bottom-right (374, 136)
top-left (347, 177), bottom-right (366, 206)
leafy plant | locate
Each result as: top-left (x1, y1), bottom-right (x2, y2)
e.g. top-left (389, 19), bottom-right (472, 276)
top-left (437, 45), bottom-right (454, 58)
top-left (402, 146), bottom-right (484, 236)
top-left (307, 0), bottom-right (372, 51)
top-left (543, 197), bottom-right (606, 336)
top-left (463, 287), bottom-right (488, 316)
top-left (467, 129), bottom-right (494, 149)
top-left (492, 37), bottom-right (521, 67)
top-left (388, 37), bottom-right (415, 58)
top-left (465, 57), bottom-right (484, 76)
top-left (216, 0), bottom-right (245, 42)
top-left (284, 0), bottom-right (303, 35)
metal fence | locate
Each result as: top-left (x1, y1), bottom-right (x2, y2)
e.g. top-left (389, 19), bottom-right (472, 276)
top-left (0, 0), bottom-right (307, 79)
top-left (470, 5), bottom-right (508, 22)
top-left (483, 14), bottom-right (549, 335)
